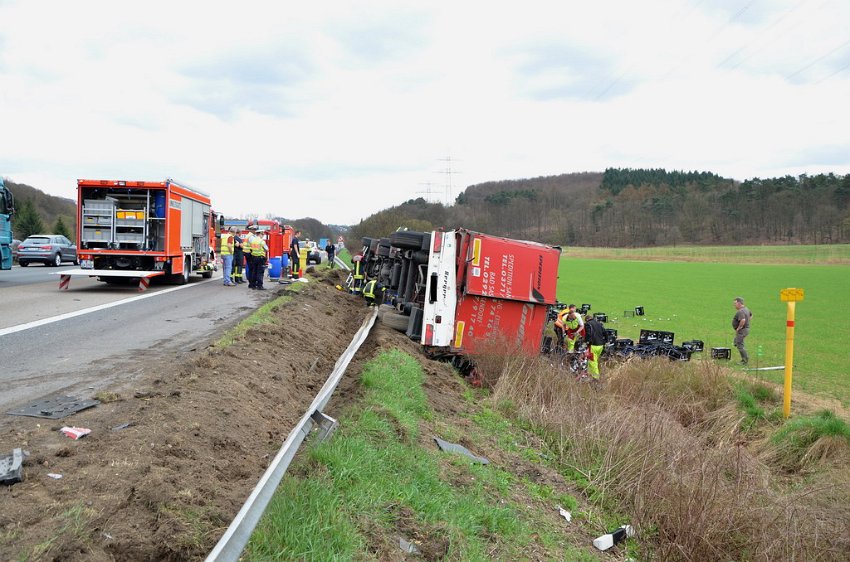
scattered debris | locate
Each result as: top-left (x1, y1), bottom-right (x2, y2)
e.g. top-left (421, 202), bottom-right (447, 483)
top-left (399, 537), bottom-right (420, 554)
top-left (593, 525), bottom-right (635, 551)
top-left (47, 473), bottom-right (63, 479)
top-left (60, 427), bottom-right (91, 440)
top-left (433, 436), bottom-right (489, 464)
top-left (0, 448), bottom-right (25, 485)
top-left (6, 396), bottom-right (100, 419)
top-left (557, 506), bottom-right (572, 522)
top-left (111, 422), bottom-right (134, 431)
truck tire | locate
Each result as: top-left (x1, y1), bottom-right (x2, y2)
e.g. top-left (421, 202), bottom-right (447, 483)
top-left (382, 310), bottom-right (410, 332)
top-left (376, 239), bottom-right (391, 257)
top-left (390, 231), bottom-right (426, 250)
top-left (376, 303), bottom-right (396, 320)
top-left (361, 237), bottom-right (374, 250)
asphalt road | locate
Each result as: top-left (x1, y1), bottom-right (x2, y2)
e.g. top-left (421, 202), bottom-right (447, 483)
top-left (0, 269), bottom-right (279, 418)
top-left (0, 262), bottom-right (79, 288)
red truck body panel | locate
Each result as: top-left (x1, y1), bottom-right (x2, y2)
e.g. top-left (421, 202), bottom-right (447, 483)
top-left (451, 294), bottom-right (549, 354)
top-left (456, 231), bottom-right (559, 305)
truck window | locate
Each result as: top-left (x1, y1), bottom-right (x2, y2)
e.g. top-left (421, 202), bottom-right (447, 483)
top-left (0, 188), bottom-right (13, 215)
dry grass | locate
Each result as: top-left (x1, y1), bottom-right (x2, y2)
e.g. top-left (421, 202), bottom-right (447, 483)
top-left (477, 350), bottom-right (850, 561)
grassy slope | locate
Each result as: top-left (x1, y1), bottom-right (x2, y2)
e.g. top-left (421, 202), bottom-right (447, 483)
top-left (559, 256), bottom-right (850, 404)
top-left (247, 350), bottom-right (607, 560)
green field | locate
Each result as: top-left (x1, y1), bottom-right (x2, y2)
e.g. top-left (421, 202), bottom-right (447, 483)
top-left (559, 255), bottom-right (850, 405)
top-left (564, 244), bottom-right (850, 264)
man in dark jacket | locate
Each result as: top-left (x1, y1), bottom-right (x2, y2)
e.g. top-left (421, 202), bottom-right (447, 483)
top-left (584, 314), bottom-right (606, 381)
top-left (290, 230), bottom-right (301, 277)
top-left (325, 241), bottom-right (336, 268)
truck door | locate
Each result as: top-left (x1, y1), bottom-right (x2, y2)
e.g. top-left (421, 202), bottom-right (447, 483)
top-left (421, 231), bottom-right (457, 347)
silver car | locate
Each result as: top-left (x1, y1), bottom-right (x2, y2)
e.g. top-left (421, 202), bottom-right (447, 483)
top-left (17, 235), bottom-right (78, 267)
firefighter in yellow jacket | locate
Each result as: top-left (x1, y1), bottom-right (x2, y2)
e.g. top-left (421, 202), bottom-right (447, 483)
top-left (245, 224), bottom-right (269, 290)
top-left (554, 304), bottom-right (584, 352)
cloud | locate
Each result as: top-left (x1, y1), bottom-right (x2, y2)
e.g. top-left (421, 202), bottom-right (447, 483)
top-left (175, 44), bottom-right (315, 119)
top-left (328, 11), bottom-right (430, 66)
top-left (509, 40), bottom-right (636, 101)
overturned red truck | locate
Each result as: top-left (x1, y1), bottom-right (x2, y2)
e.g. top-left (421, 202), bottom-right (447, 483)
top-left (357, 229), bottom-right (561, 363)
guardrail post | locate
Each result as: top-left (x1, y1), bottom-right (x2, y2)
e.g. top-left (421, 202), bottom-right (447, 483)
top-left (310, 410), bottom-right (338, 442)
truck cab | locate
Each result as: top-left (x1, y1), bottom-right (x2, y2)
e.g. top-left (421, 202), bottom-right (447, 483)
top-left (0, 179), bottom-right (15, 270)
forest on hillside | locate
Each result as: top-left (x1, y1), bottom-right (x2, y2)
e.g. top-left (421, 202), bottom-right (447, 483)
top-left (4, 180), bottom-right (77, 240)
top-left (349, 168), bottom-right (850, 247)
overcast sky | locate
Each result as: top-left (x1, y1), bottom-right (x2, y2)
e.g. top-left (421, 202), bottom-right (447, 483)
top-left (1, 0), bottom-right (848, 225)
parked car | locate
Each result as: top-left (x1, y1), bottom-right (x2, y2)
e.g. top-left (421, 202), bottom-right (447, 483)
top-left (17, 235), bottom-right (78, 266)
top-left (299, 240), bottom-right (326, 265)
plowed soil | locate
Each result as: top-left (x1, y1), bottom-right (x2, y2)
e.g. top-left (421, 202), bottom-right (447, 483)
top-left (0, 268), bottom-right (398, 560)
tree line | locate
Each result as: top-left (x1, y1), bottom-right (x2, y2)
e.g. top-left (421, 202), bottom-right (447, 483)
top-left (348, 168), bottom-right (850, 248)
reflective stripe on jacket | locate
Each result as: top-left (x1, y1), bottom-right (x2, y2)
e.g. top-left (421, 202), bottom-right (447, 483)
top-left (363, 280), bottom-right (376, 298)
top-left (248, 234), bottom-right (267, 257)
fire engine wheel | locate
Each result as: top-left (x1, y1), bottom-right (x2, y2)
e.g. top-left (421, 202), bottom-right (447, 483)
top-left (381, 310), bottom-right (410, 332)
top-left (389, 231), bottom-right (426, 250)
top-left (180, 258), bottom-right (191, 284)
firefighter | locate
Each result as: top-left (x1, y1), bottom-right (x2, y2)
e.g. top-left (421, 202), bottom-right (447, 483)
top-left (362, 279), bottom-right (383, 306)
top-left (220, 227), bottom-right (235, 286)
top-left (584, 313), bottom-right (606, 381)
top-left (231, 227), bottom-right (246, 284)
top-left (562, 304), bottom-right (584, 353)
top-left (290, 230), bottom-right (301, 278)
top-left (246, 224), bottom-right (269, 290)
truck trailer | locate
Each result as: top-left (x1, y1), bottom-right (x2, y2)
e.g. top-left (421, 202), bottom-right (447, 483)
top-left (358, 228), bottom-right (561, 363)
top-left (62, 179), bottom-right (216, 289)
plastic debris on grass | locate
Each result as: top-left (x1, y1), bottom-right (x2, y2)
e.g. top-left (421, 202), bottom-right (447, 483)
top-left (433, 436), bottom-right (489, 464)
top-left (593, 525), bottom-right (635, 551)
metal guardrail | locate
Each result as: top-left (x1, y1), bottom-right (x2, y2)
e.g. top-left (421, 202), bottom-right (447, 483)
top-left (333, 255), bottom-right (350, 270)
top-left (206, 308), bottom-right (378, 561)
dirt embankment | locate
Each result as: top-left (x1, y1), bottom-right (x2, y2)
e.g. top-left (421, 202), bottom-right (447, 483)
top-left (0, 269), bottom-right (388, 561)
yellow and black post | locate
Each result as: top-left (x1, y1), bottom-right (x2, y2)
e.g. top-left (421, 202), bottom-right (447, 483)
top-left (779, 287), bottom-right (804, 419)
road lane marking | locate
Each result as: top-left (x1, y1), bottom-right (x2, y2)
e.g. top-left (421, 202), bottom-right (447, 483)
top-left (0, 278), bottom-right (217, 338)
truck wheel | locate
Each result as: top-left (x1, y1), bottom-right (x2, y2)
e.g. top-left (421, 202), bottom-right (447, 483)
top-left (381, 310), bottom-right (410, 332)
top-left (376, 303), bottom-right (396, 320)
top-left (390, 231), bottom-right (426, 250)
top-left (180, 258), bottom-right (191, 284)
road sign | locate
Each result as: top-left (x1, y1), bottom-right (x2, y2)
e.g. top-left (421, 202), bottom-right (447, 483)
top-left (780, 288), bottom-right (804, 302)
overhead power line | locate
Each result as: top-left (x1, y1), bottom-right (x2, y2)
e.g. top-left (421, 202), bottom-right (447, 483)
top-left (786, 36), bottom-right (850, 80)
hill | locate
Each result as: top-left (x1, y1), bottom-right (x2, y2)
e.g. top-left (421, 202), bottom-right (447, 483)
top-left (4, 179), bottom-right (77, 240)
top-left (349, 168), bottom-right (850, 247)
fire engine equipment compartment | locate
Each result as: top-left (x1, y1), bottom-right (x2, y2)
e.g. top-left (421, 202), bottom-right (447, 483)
top-left (75, 179), bottom-right (214, 279)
